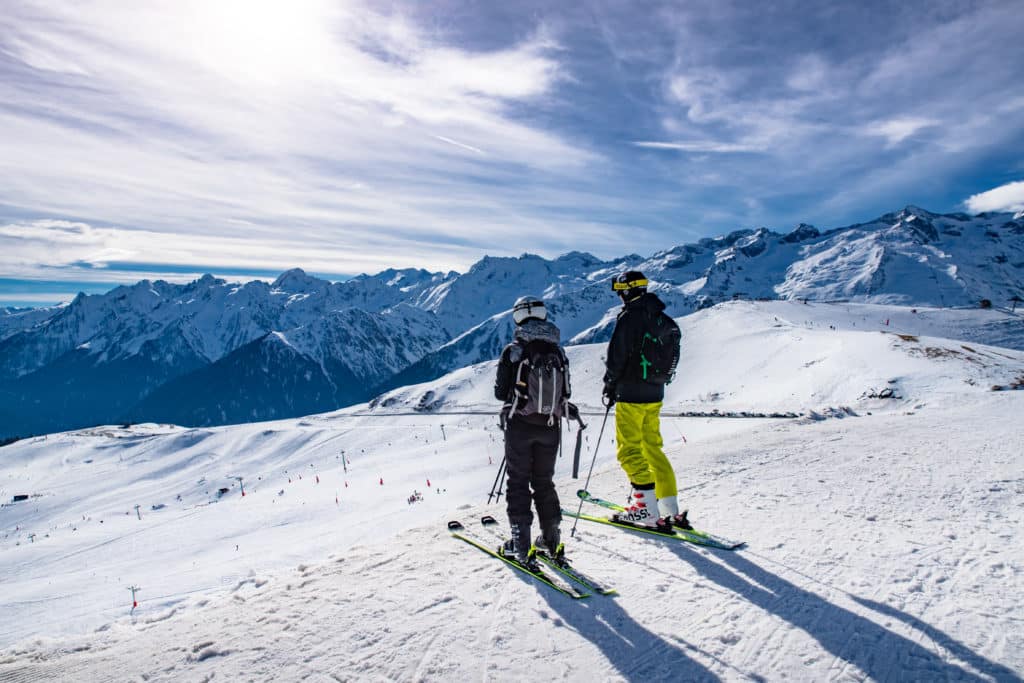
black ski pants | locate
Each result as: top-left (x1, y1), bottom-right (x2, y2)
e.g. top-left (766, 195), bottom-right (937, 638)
top-left (504, 419), bottom-right (562, 530)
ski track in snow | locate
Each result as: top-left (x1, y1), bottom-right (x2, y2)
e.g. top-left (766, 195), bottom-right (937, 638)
top-left (0, 302), bottom-right (1022, 681)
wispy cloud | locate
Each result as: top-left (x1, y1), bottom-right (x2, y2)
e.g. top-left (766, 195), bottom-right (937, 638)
top-left (1, 0), bottom-right (1023, 298)
top-left (786, 54), bottom-right (829, 92)
top-left (865, 117), bottom-right (939, 147)
top-left (640, 1), bottom-right (1024, 225)
top-left (0, 291), bottom-right (81, 305)
top-left (964, 181), bottom-right (1024, 213)
top-left (433, 135), bottom-right (486, 155)
top-left (0, 218), bottom-right (476, 281)
top-left (633, 141), bottom-right (759, 153)
top-left (0, 0), bottom-right (615, 282)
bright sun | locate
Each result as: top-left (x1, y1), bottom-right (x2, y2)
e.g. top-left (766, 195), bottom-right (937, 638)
top-left (186, 0), bottom-right (334, 86)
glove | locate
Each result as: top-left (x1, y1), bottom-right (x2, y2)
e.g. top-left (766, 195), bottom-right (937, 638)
top-left (602, 383), bottom-right (616, 407)
top-left (566, 401), bottom-right (581, 422)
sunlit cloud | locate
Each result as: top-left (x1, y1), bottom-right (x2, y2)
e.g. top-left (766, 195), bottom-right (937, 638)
top-left (964, 181), bottom-right (1024, 213)
top-left (0, 0), bottom-right (608, 283)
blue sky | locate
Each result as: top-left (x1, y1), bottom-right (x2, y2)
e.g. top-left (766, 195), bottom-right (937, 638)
top-left (2, 0), bottom-right (1024, 308)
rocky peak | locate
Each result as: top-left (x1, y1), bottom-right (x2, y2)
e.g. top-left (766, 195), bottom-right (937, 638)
top-left (885, 208), bottom-right (939, 243)
top-left (555, 251), bottom-right (603, 269)
top-left (271, 268), bottom-right (326, 293)
top-left (782, 223), bottom-right (820, 244)
top-left (901, 205), bottom-right (938, 220)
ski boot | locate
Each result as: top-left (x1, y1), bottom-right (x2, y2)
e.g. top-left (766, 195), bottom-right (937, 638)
top-left (535, 522), bottom-right (565, 564)
top-left (501, 520), bottom-right (540, 571)
top-left (612, 484), bottom-right (660, 527)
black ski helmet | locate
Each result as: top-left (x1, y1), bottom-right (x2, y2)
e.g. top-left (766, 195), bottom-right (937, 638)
top-left (612, 270), bottom-right (648, 301)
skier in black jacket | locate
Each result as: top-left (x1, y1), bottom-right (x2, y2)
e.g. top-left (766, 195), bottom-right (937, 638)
top-left (494, 295), bottom-right (569, 565)
top-left (602, 271), bottom-right (691, 530)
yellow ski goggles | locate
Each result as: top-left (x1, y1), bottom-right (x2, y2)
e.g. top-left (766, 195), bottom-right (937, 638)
top-left (612, 278), bottom-right (648, 291)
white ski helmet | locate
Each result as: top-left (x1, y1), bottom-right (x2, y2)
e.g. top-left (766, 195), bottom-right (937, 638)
top-left (512, 296), bottom-right (547, 325)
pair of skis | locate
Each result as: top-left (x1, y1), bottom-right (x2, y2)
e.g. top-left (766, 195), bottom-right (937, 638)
top-left (448, 516), bottom-right (616, 599)
top-left (449, 494), bottom-right (744, 599)
top-left (565, 490), bottom-right (745, 551)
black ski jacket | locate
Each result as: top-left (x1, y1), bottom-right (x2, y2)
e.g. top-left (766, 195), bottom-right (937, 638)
top-left (603, 292), bottom-right (668, 404)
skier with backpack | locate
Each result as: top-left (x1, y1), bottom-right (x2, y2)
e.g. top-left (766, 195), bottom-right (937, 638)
top-left (602, 271), bottom-right (692, 531)
top-left (494, 295), bottom-right (577, 568)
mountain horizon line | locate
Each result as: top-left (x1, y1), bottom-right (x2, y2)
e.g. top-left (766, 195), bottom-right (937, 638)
top-left (1, 202), bottom-right (1021, 441)
top-left (7, 203), bottom-right (1023, 313)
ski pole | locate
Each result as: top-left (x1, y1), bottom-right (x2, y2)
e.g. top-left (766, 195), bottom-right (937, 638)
top-left (570, 403), bottom-right (612, 538)
top-left (487, 453), bottom-right (507, 504)
top-left (493, 457), bottom-right (507, 503)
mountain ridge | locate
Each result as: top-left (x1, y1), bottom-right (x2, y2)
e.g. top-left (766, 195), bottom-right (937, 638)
top-left (1, 205), bottom-right (1022, 439)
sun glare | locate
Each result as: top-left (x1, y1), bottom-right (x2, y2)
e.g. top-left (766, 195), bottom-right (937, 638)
top-left (187, 0), bottom-right (334, 86)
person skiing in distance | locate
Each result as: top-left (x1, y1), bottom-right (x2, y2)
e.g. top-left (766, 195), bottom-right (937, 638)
top-left (602, 271), bottom-right (692, 530)
top-left (494, 296), bottom-right (573, 567)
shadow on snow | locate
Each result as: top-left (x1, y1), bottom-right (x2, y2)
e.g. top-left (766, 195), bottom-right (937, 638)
top-left (537, 585), bottom-right (723, 683)
top-left (672, 545), bottom-right (1019, 682)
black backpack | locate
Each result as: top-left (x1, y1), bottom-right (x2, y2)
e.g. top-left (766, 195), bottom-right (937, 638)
top-left (637, 312), bottom-right (681, 384)
top-left (512, 340), bottom-right (569, 421)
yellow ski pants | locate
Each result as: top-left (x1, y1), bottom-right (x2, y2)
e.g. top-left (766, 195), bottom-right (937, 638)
top-left (614, 401), bottom-right (677, 499)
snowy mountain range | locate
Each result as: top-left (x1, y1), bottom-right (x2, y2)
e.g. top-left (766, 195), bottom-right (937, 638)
top-left (1, 206), bottom-right (1022, 439)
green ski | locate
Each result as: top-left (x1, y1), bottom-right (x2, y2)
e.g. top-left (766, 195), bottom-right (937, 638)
top-left (448, 521), bottom-right (590, 599)
top-left (571, 490), bottom-right (745, 550)
top-left (479, 516), bottom-right (617, 596)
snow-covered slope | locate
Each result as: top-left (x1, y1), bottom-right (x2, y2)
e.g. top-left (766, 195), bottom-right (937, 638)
top-left (373, 301), bottom-right (1024, 417)
top-left (1, 301), bottom-right (1022, 680)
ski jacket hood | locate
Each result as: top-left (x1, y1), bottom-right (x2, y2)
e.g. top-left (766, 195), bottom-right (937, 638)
top-left (513, 318), bottom-right (560, 346)
top-left (622, 291), bottom-right (666, 317)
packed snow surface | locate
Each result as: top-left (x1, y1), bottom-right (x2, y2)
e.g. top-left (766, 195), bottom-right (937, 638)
top-left (1, 302), bottom-right (1022, 681)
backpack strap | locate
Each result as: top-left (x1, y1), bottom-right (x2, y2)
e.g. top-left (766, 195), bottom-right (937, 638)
top-left (500, 343), bottom-right (526, 428)
top-left (539, 354), bottom-right (557, 426)
top-left (509, 352), bottom-right (531, 416)
top-left (639, 309), bottom-right (655, 381)
top-left (559, 350), bottom-right (572, 428)
top-left (514, 353), bottom-right (530, 394)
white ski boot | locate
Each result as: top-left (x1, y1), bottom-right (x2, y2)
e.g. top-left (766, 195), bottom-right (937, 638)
top-left (613, 486), bottom-right (660, 527)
